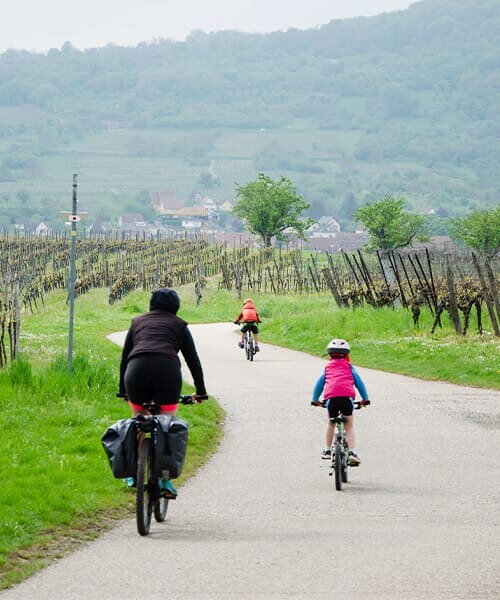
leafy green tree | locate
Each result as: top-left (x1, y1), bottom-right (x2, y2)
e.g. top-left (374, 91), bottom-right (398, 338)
top-left (449, 207), bottom-right (500, 258)
top-left (233, 173), bottom-right (314, 247)
top-left (355, 195), bottom-right (427, 251)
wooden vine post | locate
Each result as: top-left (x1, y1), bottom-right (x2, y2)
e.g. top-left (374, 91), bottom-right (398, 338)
top-left (445, 257), bottom-right (463, 334)
top-left (472, 253), bottom-right (499, 336)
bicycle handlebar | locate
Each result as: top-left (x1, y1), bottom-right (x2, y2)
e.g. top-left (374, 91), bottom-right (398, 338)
top-left (117, 393), bottom-right (208, 406)
top-left (311, 399), bottom-right (370, 408)
top-left (356, 399), bottom-right (370, 407)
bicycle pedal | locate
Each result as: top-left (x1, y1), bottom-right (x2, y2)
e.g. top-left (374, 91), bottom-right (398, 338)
top-left (161, 491), bottom-right (177, 499)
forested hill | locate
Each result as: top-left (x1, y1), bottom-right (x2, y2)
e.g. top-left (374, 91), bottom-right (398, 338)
top-left (0, 0), bottom-right (499, 225)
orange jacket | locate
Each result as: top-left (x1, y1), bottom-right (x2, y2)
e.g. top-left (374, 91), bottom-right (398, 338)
top-left (235, 301), bottom-right (260, 323)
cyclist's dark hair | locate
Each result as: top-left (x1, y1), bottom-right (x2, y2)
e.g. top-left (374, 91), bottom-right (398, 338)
top-left (149, 288), bottom-right (180, 314)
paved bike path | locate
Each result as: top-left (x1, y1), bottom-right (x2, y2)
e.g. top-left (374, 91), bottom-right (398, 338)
top-left (2, 323), bottom-right (499, 599)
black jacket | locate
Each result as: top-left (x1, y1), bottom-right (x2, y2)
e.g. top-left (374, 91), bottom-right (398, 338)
top-left (118, 309), bottom-right (206, 396)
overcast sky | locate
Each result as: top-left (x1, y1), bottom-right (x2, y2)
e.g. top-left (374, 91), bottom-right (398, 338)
top-left (1, 0), bottom-right (417, 53)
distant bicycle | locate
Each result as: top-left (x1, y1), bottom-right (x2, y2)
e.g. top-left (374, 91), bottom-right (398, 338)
top-left (313, 399), bottom-right (370, 491)
top-left (134, 395), bottom-right (203, 535)
top-left (234, 321), bottom-right (257, 361)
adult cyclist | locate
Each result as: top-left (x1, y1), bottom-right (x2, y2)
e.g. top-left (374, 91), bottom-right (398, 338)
top-left (118, 287), bottom-right (208, 497)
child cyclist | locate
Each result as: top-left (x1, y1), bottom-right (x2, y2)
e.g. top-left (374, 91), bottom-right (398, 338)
top-left (234, 298), bottom-right (262, 352)
top-left (311, 338), bottom-right (369, 466)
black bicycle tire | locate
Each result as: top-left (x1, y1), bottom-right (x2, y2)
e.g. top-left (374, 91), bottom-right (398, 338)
top-left (154, 495), bottom-right (169, 522)
top-left (245, 333), bottom-right (251, 361)
top-left (249, 336), bottom-right (254, 361)
top-left (341, 440), bottom-right (349, 483)
top-left (334, 442), bottom-right (343, 491)
top-left (136, 438), bottom-right (153, 535)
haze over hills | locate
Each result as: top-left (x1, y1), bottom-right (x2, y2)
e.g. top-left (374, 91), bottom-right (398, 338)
top-left (0, 0), bottom-right (498, 231)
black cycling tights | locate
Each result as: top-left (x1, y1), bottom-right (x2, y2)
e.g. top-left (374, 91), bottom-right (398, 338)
top-left (124, 354), bottom-right (182, 408)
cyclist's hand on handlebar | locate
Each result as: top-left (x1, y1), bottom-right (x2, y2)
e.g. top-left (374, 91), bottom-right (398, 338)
top-left (359, 399), bottom-right (370, 407)
top-left (311, 400), bottom-right (322, 407)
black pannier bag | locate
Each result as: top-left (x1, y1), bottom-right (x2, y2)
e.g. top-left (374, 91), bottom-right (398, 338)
top-left (101, 418), bottom-right (137, 478)
top-left (154, 415), bottom-right (189, 479)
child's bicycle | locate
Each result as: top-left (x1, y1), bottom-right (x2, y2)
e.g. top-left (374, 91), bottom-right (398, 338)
top-left (313, 399), bottom-right (370, 491)
top-left (234, 321), bottom-right (257, 361)
top-left (134, 394), bottom-right (205, 535)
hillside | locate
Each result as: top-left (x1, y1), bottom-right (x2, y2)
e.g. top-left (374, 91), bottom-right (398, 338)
top-left (0, 0), bottom-right (498, 229)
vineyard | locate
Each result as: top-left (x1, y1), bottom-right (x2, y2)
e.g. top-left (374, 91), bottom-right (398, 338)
top-left (0, 232), bottom-right (498, 368)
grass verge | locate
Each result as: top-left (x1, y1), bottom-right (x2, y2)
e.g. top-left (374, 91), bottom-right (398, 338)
top-left (0, 288), bottom-right (224, 589)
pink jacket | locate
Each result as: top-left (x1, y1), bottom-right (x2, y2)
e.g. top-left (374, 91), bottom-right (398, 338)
top-left (323, 358), bottom-right (355, 398)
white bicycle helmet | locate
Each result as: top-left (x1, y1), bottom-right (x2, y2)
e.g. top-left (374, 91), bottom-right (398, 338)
top-left (326, 338), bottom-right (351, 355)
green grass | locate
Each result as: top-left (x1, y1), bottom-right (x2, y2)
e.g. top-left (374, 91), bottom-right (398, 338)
top-left (1, 280), bottom-right (498, 588)
top-left (179, 282), bottom-right (499, 389)
top-left (0, 287), bottom-right (224, 589)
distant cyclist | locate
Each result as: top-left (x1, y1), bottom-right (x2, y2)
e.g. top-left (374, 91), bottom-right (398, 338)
top-left (233, 298), bottom-right (262, 352)
top-left (118, 287), bottom-right (208, 496)
top-left (311, 338), bottom-right (369, 466)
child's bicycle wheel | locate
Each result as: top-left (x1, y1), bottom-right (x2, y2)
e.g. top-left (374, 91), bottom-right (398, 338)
top-left (341, 441), bottom-right (349, 483)
top-left (334, 442), bottom-right (343, 491)
top-left (245, 332), bottom-right (254, 361)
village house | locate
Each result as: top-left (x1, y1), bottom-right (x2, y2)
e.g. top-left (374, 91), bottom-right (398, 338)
top-left (218, 200), bottom-right (234, 213)
top-left (307, 216), bottom-right (341, 238)
top-left (118, 213), bottom-right (147, 228)
top-left (306, 231), bottom-right (369, 253)
top-left (151, 191), bottom-right (184, 215)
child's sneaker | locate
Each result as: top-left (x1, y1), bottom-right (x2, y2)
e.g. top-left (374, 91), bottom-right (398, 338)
top-left (159, 479), bottom-right (178, 498)
top-left (321, 448), bottom-right (332, 460)
top-left (238, 341), bottom-right (244, 349)
top-left (123, 477), bottom-right (135, 487)
top-left (254, 345), bottom-right (260, 352)
top-left (348, 451), bottom-right (361, 466)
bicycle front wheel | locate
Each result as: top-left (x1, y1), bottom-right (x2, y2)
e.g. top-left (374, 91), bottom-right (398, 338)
top-left (334, 442), bottom-right (343, 491)
top-left (136, 438), bottom-right (153, 535)
top-left (341, 441), bottom-right (349, 483)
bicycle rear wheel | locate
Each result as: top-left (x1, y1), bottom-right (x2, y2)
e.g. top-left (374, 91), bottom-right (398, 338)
top-left (154, 496), bottom-right (169, 522)
top-left (248, 336), bottom-right (254, 361)
top-left (136, 438), bottom-right (153, 535)
top-left (334, 442), bottom-right (343, 491)
top-left (245, 333), bottom-right (252, 361)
